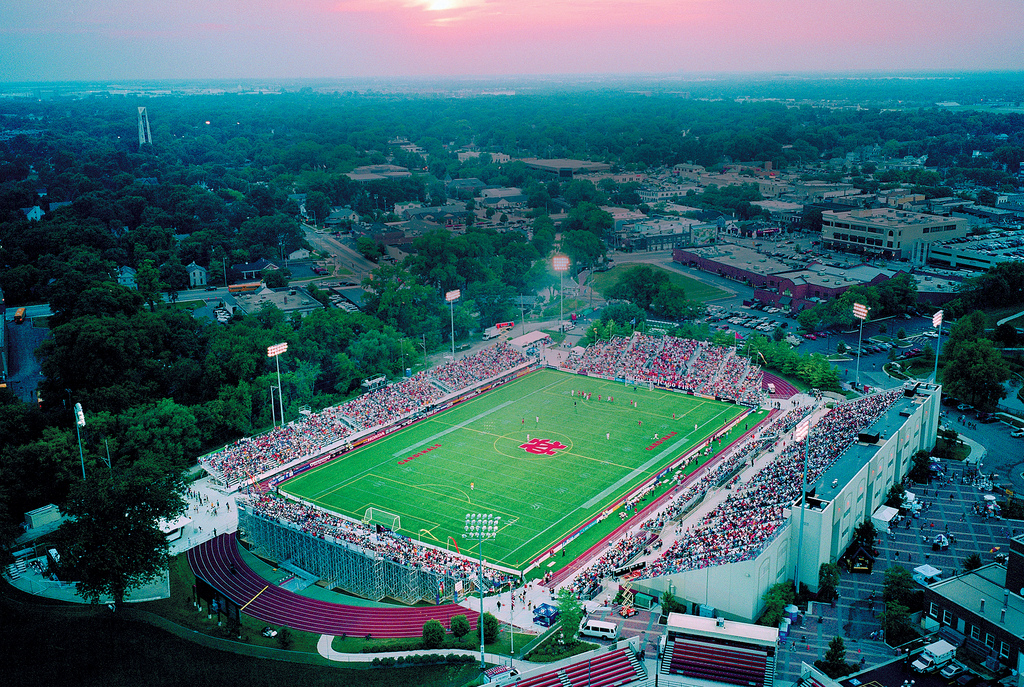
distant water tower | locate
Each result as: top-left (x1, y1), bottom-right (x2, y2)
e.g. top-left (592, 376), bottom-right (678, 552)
top-left (137, 107), bottom-right (152, 147)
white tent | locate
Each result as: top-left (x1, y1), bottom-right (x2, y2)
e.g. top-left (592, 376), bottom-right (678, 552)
top-left (510, 330), bottom-right (551, 348)
top-left (913, 563), bottom-right (942, 585)
top-left (871, 505), bottom-right (899, 532)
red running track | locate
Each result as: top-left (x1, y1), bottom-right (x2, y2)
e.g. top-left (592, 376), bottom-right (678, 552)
top-left (762, 371), bottom-right (798, 399)
top-left (188, 533), bottom-right (478, 637)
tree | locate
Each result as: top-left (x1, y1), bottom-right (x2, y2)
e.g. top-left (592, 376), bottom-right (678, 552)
top-left (772, 326), bottom-right (785, 342)
top-left (823, 636), bottom-right (848, 675)
top-left (880, 600), bottom-right (914, 645)
top-left (304, 191), bottom-right (331, 224)
top-left (355, 236), bottom-right (383, 262)
top-left (556, 587), bottom-right (585, 643)
top-left (660, 590), bottom-right (686, 615)
top-left (853, 520), bottom-right (877, 548)
top-left (944, 310), bottom-right (987, 360)
top-left (942, 339), bottom-right (1010, 409)
top-left (422, 619), bottom-right (446, 649)
top-left (450, 614), bottom-right (470, 640)
top-left (759, 581), bottom-right (794, 626)
top-left (263, 269), bottom-right (289, 288)
top-left (962, 553), bottom-right (983, 571)
top-left (885, 484), bottom-right (905, 508)
top-left (882, 565), bottom-right (915, 608)
top-left (797, 308), bottom-right (820, 333)
top-left (608, 265), bottom-right (669, 311)
top-left (652, 284), bottom-right (700, 321)
top-left (818, 562), bottom-right (840, 603)
top-left (135, 260), bottom-right (163, 312)
top-left (53, 458), bottom-right (185, 609)
top-left (478, 611), bottom-right (500, 644)
top-left (561, 230), bottom-right (604, 270)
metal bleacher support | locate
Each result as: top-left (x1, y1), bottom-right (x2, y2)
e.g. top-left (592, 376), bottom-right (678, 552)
top-left (239, 508), bottom-right (460, 604)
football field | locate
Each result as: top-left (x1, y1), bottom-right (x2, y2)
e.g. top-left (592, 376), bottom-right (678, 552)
top-left (281, 369), bottom-right (747, 570)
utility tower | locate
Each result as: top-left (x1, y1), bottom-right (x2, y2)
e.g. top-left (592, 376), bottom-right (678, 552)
top-left (137, 107), bottom-right (152, 147)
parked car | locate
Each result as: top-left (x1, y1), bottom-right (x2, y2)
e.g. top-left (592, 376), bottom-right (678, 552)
top-left (940, 661), bottom-right (966, 679)
top-left (977, 412), bottom-right (998, 424)
top-left (957, 404), bottom-right (974, 412)
top-left (1011, 429), bottom-right (1024, 438)
top-left (953, 673), bottom-right (980, 687)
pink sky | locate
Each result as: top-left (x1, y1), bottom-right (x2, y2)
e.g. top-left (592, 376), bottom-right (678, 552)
top-left (2, 0), bottom-right (1022, 81)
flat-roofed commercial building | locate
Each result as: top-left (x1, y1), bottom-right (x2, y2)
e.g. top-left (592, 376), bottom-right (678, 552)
top-left (822, 207), bottom-right (968, 259)
top-left (919, 535), bottom-right (1024, 684)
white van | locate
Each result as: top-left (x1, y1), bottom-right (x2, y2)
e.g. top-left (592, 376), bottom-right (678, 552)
top-left (579, 618), bottom-right (619, 640)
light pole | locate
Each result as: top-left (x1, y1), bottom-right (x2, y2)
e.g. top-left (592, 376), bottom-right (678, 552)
top-left (793, 417), bottom-right (810, 594)
top-left (932, 310), bottom-right (944, 384)
top-left (853, 302), bottom-right (870, 392)
top-left (446, 290), bottom-right (460, 362)
top-left (464, 512), bottom-right (500, 670)
top-left (553, 255), bottom-right (569, 333)
top-left (267, 343), bottom-right (288, 428)
top-left (74, 402), bottom-right (86, 480)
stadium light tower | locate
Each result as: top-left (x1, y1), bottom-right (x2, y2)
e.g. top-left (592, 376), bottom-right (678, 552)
top-left (852, 302), bottom-right (870, 392)
top-left (74, 402), bottom-right (87, 480)
top-left (464, 512), bottom-right (500, 670)
top-left (267, 343), bottom-right (288, 428)
top-left (446, 290), bottom-right (460, 362)
top-left (553, 255), bottom-right (569, 333)
top-left (932, 310), bottom-right (944, 383)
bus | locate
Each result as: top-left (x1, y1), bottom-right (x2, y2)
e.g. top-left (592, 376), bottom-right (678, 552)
top-left (13, 307), bottom-right (26, 324)
top-left (228, 282), bottom-right (261, 294)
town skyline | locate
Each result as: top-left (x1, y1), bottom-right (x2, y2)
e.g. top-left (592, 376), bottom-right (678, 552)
top-left (3, 0), bottom-right (1024, 83)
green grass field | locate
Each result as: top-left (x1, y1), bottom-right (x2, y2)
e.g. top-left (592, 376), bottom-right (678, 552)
top-left (590, 264), bottom-right (730, 303)
top-left (282, 369), bottom-right (747, 571)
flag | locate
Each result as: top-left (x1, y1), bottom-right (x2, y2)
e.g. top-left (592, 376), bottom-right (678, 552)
top-left (630, 318), bottom-right (636, 325)
top-left (990, 546), bottom-right (1000, 553)
top-left (794, 419), bottom-right (809, 442)
top-left (933, 310), bottom-right (943, 328)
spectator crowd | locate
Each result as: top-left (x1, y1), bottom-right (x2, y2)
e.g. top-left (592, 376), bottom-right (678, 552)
top-left (561, 334), bottom-right (764, 405)
top-left (201, 343), bottom-right (528, 485)
top-left (640, 390), bottom-right (902, 578)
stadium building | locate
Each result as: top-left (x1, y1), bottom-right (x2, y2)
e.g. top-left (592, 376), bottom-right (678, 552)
top-left (630, 383), bottom-right (941, 622)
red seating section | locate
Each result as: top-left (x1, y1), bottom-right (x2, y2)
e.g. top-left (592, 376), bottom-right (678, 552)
top-left (188, 533), bottom-right (477, 638)
top-left (512, 647), bottom-right (644, 687)
top-left (667, 639), bottom-right (768, 687)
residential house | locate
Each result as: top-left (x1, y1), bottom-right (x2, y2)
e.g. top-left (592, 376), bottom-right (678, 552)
top-left (186, 262), bottom-right (208, 289)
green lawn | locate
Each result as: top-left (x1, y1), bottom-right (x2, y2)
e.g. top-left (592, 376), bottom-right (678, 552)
top-left (590, 264), bottom-right (729, 303)
top-left (282, 369), bottom-right (746, 571)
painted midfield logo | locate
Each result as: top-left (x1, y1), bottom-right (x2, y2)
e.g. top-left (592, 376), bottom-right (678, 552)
top-left (519, 438), bottom-right (567, 455)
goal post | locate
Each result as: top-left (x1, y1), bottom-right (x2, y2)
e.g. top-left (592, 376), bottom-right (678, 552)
top-left (363, 507), bottom-right (401, 532)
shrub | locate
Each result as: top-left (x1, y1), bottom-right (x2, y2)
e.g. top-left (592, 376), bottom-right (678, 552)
top-left (478, 612), bottom-right (500, 644)
top-left (450, 614), bottom-right (471, 639)
top-left (422, 619), bottom-right (446, 649)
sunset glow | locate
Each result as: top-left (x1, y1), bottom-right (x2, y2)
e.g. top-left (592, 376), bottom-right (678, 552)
top-left (1, 0), bottom-right (1022, 81)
